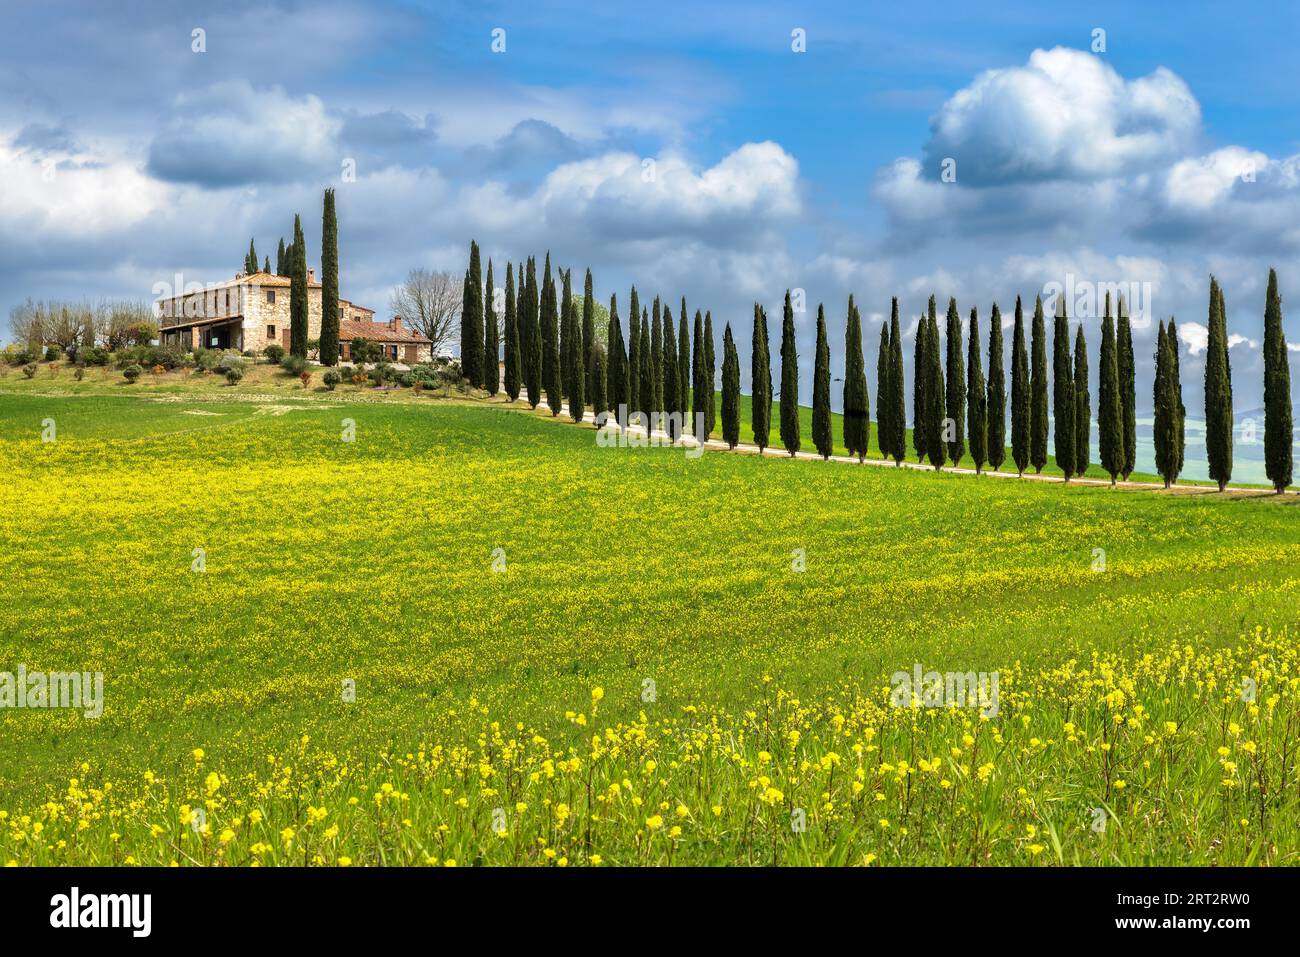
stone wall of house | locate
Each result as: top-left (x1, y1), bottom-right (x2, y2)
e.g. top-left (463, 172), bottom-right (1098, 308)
top-left (241, 287), bottom-right (323, 354)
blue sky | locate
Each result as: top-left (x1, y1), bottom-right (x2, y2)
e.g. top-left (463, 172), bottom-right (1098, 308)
top-left (4, 0), bottom-right (1300, 426)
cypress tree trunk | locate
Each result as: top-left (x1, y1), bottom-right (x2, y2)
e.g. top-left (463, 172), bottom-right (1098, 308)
top-left (1117, 296), bottom-right (1137, 479)
top-left (524, 257), bottom-right (542, 407)
top-left (484, 260), bottom-right (499, 394)
top-left (924, 306), bottom-right (945, 470)
top-left (1204, 276), bottom-right (1234, 491)
top-left (319, 189), bottom-right (339, 366)
top-left (722, 324), bottom-right (741, 449)
top-left (913, 298), bottom-right (932, 462)
top-left (704, 311), bottom-right (717, 439)
top-left (967, 307), bottom-right (987, 473)
top-left (779, 290), bottom-right (800, 456)
top-left (627, 288), bottom-right (640, 425)
top-left (1073, 323), bottom-right (1090, 477)
top-left (503, 263), bottom-right (519, 401)
top-left (1263, 268), bottom-right (1294, 493)
top-left (888, 303), bottom-right (905, 465)
top-left (944, 297), bottom-right (965, 466)
top-left (876, 313), bottom-right (891, 459)
top-left (1052, 294), bottom-right (1075, 480)
top-left (662, 305), bottom-right (678, 442)
top-left (677, 301), bottom-right (690, 430)
top-left (289, 214), bottom-right (308, 359)
top-left (843, 295), bottom-right (868, 462)
top-left (751, 304), bottom-right (771, 451)
top-left (590, 346), bottom-right (607, 418)
top-left (1098, 293), bottom-right (1122, 484)
top-left (692, 309), bottom-right (706, 440)
top-left (986, 302), bottom-right (1006, 472)
top-left (582, 271), bottom-right (596, 402)
top-left (812, 304), bottom-right (832, 459)
top-left (1030, 295), bottom-right (1049, 473)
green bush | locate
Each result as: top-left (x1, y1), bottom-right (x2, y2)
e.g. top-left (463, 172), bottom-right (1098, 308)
top-left (323, 369), bottom-right (341, 391)
top-left (282, 354), bottom-right (308, 376)
top-left (77, 346), bottom-right (109, 366)
top-left (44, 345), bottom-right (62, 362)
top-left (264, 344), bottom-right (285, 365)
top-left (122, 364), bottom-right (143, 383)
top-left (23, 363), bottom-right (37, 379)
top-left (74, 364), bottom-right (85, 381)
top-left (217, 352), bottom-right (245, 373)
top-left (225, 367), bottom-right (244, 385)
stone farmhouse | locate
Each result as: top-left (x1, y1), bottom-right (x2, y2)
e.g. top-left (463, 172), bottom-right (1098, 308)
top-left (157, 271), bottom-right (432, 363)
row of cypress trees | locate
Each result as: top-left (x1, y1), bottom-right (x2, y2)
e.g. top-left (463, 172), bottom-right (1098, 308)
top-left (466, 244), bottom-right (719, 437)
top-left (461, 246), bottom-right (1294, 493)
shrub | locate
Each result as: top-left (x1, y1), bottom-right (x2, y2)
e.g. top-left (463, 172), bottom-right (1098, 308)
top-left (282, 354), bottom-right (308, 376)
top-left (225, 367), bottom-right (244, 385)
top-left (150, 363), bottom-right (165, 376)
top-left (351, 372), bottom-right (367, 387)
top-left (74, 364), bottom-right (85, 381)
top-left (47, 363), bottom-right (59, 376)
top-left (264, 344), bottom-right (285, 364)
top-left (217, 352), bottom-right (245, 373)
top-left (122, 364), bottom-right (142, 383)
top-left (323, 369), bottom-right (341, 391)
top-left (299, 371), bottom-right (312, 389)
top-left (397, 372), bottom-right (415, 388)
top-left (77, 346), bottom-right (109, 366)
top-left (23, 363), bottom-right (37, 379)
top-left (43, 345), bottom-right (62, 362)
top-left (193, 349), bottom-right (220, 373)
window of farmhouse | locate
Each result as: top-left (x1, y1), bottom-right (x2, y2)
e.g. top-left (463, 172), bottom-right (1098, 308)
top-left (267, 325), bottom-right (275, 339)
top-left (266, 290), bottom-right (276, 303)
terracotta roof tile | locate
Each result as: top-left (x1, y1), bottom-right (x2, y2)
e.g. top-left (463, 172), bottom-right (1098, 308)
top-left (340, 319), bottom-right (431, 344)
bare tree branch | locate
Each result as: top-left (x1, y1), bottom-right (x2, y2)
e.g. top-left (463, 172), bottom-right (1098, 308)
top-left (390, 268), bottom-right (460, 354)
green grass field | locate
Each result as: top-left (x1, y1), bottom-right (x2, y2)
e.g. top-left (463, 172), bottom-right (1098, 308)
top-left (2, 366), bottom-right (1299, 865)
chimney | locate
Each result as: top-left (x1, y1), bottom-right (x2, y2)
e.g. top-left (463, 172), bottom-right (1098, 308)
top-left (390, 316), bottom-right (402, 332)
top-left (307, 268), bottom-right (316, 283)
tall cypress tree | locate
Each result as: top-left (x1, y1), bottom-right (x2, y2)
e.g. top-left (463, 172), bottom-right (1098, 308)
top-left (1263, 269), bottom-right (1293, 493)
top-left (484, 260), bottom-right (499, 394)
top-left (1030, 295), bottom-right (1049, 473)
top-left (677, 300), bottom-right (690, 427)
top-left (813, 304), bottom-right (832, 459)
top-left (986, 303), bottom-right (1006, 472)
top-left (275, 238), bottom-right (286, 277)
top-left (289, 214), bottom-right (308, 359)
top-left (692, 310), bottom-right (707, 439)
top-left (1010, 296), bottom-right (1030, 476)
top-left (967, 307), bottom-right (987, 473)
top-left (707, 310), bottom-right (717, 436)
top-left (638, 311), bottom-right (653, 433)
top-left (462, 241), bottom-right (484, 386)
top-left (888, 303), bottom-right (906, 465)
top-left (540, 256), bottom-right (561, 414)
top-left (1204, 276), bottom-right (1234, 491)
top-left (628, 288), bottom-right (641, 424)
top-left (1170, 318), bottom-right (1186, 475)
top-left (564, 272), bottom-right (583, 421)
top-left (264, 255), bottom-right (271, 274)
top-left (523, 257), bottom-right (541, 407)
top-left (779, 290), bottom-right (800, 456)
top-left (924, 304), bottom-right (945, 470)
top-left (662, 304), bottom-right (678, 441)
top-left (1098, 293), bottom-right (1122, 484)
top-left (876, 313), bottom-right (891, 458)
top-left (1153, 321), bottom-right (1180, 488)
top-left (1052, 293), bottom-right (1075, 480)
top-left (944, 298), bottom-right (965, 466)
top-left (843, 295), bottom-right (869, 462)
top-left (1117, 296), bottom-right (1137, 480)
top-left (319, 189), bottom-right (339, 365)
top-left (721, 323), bottom-right (741, 449)
top-left (503, 262), bottom-right (519, 401)
top-left (608, 294), bottom-right (627, 420)
top-left (650, 298), bottom-right (663, 433)
top-left (582, 271), bottom-right (596, 401)
top-left (913, 298), bottom-right (932, 462)
top-left (751, 304), bottom-right (771, 451)
top-left (1073, 323), bottom-right (1090, 476)
top-left (245, 238), bottom-right (258, 274)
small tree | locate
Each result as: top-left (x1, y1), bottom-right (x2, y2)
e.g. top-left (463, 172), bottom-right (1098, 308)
top-left (1051, 292), bottom-right (1074, 480)
top-left (1073, 323), bottom-right (1090, 476)
top-left (843, 295), bottom-right (868, 462)
top-left (1204, 276), bottom-right (1234, 491)
top-left (944, 298), bottom-right (965, 466)
top-left (966, 306), bottom-right (987, 473)
top-left (1030, 295), bottom-right (1049, 473)
top-left (751, 304), bottom-right (771, 451)
top-left (722, 323), bottom-right (741, 449)
top-left (1263, 268), bottom-right (1294, 493)
top-left (779, 290), bottom-right (800, 456)
top-left (986, 302), bottom-right (1006, 472)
